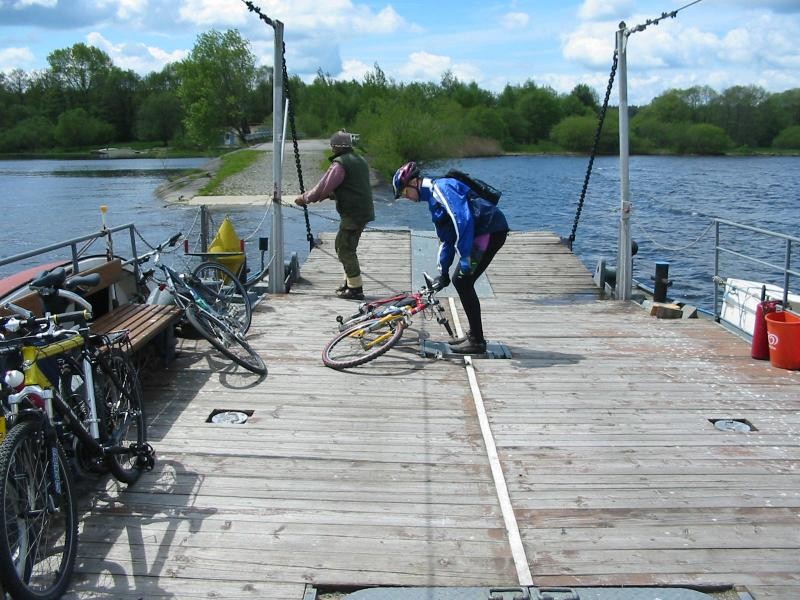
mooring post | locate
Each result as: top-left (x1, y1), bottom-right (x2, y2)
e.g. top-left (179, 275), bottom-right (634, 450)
top-left (653, 261), bottom-right (670, 303)
top-left (269, 20), bottom-right (285, 294)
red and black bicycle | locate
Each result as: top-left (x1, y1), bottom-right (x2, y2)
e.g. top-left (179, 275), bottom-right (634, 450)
top-left (322, 273), bottom-right (454, 369)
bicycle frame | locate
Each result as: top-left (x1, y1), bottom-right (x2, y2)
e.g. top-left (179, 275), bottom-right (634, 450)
top-left (1, 289), bottom-right (142, 463)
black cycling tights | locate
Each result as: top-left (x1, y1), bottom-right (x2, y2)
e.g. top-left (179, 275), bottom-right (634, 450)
top-left (452, 230), bottom-right (508, 342)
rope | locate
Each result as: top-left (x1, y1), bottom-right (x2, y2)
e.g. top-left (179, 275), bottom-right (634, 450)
top-left (637, 219), bottom-right (714, 252)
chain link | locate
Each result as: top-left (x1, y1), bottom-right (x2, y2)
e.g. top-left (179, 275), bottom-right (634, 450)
top-left (568, 50), bottom-right (618, 249)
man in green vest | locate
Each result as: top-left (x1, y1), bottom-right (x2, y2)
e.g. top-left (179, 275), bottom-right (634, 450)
top-left (295, 130), bottom-right (375, 300)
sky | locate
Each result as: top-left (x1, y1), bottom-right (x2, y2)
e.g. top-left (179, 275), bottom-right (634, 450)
top-left (1, 0), bottom-right (799, 105)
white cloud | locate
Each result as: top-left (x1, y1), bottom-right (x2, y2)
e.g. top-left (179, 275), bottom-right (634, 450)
top-left (578, 0), bottom-right (634, 21)
top-left (501, 12), bottom-right (529, 30)
top-left (399, 51), bottom-right (481, 83)
top-left (86, 31), bottom-right (187, 72)
top-left (178, 0), bottom-right (248, 26)
top-left (0, 47), bottom-right (35, 72)
top-left (12, 0), bottom-right (57, 7)
top-left (337, 58), bottom-right (372, 82)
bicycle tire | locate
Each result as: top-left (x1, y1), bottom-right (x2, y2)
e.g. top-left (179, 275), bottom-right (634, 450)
top-left (96, 349), bottom-right (148, 484)
top-left (322, 315), bottom-right (406, 369)
top-left (185, 304), bottom-right (267, 375)
top-left (0, 420), bottom-right (78, 600)
top-left (191, 262), bottom-right (252, 334)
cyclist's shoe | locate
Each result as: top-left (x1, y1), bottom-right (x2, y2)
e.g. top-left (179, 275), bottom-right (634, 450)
top-left (337, 286), bottom-right (364, 300)
top-left (450, 334), bottom-right (486, 354)
top-left (449, 331), bottom-right (471, 346)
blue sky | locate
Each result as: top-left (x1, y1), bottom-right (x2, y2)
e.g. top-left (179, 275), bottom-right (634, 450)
top-left (1, 0), bottom-right (799, 105)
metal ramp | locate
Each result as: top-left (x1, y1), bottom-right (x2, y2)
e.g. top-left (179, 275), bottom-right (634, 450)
top-left (313, 586), bottom-right (730, 600)
top-left (420, 339), bottom-right (512, 359)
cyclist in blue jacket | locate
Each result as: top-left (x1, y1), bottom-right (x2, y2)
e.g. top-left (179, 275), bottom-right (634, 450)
top-left (392, 161), bottom-right (509, 354)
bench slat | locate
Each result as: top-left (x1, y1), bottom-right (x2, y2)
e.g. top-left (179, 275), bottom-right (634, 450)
top-left (90, 303), bottom-right (181, 354)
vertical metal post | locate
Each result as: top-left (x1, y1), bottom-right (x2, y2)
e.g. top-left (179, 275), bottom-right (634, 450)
top-left (616, 23), bottom-right (632, 301)
top-left (200, 204), bottom-right (209, 252)
top-left (653, 262), bottom-right (670, 303)
top-left (713, 220), bottom-right (720, 322)
top-left (269, 20), bottom-right (285, 294)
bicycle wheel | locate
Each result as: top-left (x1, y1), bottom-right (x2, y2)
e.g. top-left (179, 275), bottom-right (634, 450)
top-left (96, 349), bottom-right (148, 484)
top-left (191, 262), bottom-right (252, 334)
top-left (185, 304), bottom-right (267, 375)
top-left (322, 315), bottom-right (406, 369)
top-left (0, 420), bottom-right (78, 600)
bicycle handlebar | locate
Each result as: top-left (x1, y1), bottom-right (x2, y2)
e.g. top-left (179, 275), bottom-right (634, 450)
top-left (127, 232), bottom-right (183, 266)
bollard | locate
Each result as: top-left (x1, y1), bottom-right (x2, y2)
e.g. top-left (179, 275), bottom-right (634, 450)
top-left (653, 261), bottom-right (670, 303)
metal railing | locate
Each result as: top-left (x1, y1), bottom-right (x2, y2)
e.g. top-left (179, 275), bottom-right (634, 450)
top-left (713, 218), bottom-right (799, 322)
top-left (0, 223), bottom-right (141, 284)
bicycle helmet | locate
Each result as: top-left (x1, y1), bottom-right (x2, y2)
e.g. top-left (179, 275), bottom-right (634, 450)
top-left (392, 161), bottom-right (420, 198)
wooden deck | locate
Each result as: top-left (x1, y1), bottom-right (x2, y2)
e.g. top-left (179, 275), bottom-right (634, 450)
top-left (68, 230), bottom-right (800, 600)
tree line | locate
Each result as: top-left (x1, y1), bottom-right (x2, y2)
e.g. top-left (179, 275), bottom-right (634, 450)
top-left (2, 28), bottom-right (799, 173)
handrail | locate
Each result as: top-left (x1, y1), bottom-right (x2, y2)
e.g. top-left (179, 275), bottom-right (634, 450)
top-left (0, 223), bottom-right (140, 282)
top-left (713, 218), bottom-right (798, 322)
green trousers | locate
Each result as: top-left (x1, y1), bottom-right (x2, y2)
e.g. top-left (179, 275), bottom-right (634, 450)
top-left (335, 223), bottom-right (365, 287)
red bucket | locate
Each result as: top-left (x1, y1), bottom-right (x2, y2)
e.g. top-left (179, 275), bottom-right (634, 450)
top-left (765, 311), bottom-right (800, 370)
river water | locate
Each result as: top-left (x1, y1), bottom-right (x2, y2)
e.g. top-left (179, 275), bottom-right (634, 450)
top-left (1, 155), bottom-right (798, 311)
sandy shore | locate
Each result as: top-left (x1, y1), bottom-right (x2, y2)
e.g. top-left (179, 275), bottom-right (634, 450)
top-left (156, 139), bottom-right (355, 206)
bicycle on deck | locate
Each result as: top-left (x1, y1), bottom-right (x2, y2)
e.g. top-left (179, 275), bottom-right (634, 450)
top-left (0, 269), bottom-right (153, 600)
top-left (322, 273), bottom-right (454, 369)
top-left (130, 233), bottom-right (266, 375)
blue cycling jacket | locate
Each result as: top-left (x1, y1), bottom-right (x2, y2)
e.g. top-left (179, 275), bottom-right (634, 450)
top-left (418, 177), bottom-right (509, 277)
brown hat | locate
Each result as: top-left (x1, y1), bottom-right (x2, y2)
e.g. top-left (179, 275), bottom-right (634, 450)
top-left (330, 130), bottom-right (353, 152)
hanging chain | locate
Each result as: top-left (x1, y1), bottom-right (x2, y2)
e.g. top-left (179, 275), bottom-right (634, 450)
top-left (243, 0), bottom-right (317, 250)
top-left (282, 44), bottom-right (317, 250)
top-left (568, 49), bottom-right (618, 250)
top-left (242, 1), bottom-right (273, 26)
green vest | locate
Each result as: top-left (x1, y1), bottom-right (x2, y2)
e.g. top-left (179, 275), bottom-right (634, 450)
top-left (332, 151), bottom-right (375, 228)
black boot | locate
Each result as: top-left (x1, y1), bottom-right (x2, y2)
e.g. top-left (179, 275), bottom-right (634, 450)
top-left (337, 286), bottom-right (364, 300)
top-left (335, 281), bottom-right (348, 293)
top-left (450, 334), bottom-right (486, 354)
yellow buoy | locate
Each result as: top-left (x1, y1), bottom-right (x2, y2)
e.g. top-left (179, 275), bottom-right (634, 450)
top-left (207, 216), bottom-right (246, 277)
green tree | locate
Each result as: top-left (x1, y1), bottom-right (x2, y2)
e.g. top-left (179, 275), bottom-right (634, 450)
top-left (0, 116), bottom-right (54, 151)
top-left (178, 29), bottom-right (257, 147)
top-left (47, 43), bottom-right (115, 107)
top-left (678, 123), bottom-right (732, 154)
top-left (773, 125), bottom-right (800, 149)
top-left (54, 107), bottom-right (114, 147)
top-left (550, 115), bottom-right (597, 152)
top-left (135, 91), bottom-right (183, 145)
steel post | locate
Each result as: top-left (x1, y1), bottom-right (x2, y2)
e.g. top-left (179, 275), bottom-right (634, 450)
top-left (269, 20), bottom-right (285, 294)
top-left (616, 23), bottom-right (632, 301)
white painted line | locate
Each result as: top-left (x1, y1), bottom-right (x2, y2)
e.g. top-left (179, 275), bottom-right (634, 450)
top-left (447, 298), bottom-right (533, 586)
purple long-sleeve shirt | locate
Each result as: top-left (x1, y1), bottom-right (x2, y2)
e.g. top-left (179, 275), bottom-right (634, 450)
top-left (301, 162), bottom-right (346, 203)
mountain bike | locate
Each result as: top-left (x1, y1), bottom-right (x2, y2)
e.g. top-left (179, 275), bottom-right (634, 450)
top-left (0, 270), bottom-right (154, 600)
top-left (131, 233), bottom-right (266, 375)
top-left (322, 273), bottom-right (454, 369)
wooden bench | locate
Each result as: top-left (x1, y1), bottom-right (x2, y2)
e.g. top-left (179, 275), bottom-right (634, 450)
top-left (1, 258), bottom-right (182, 365)
top-left (90, 303), bottom-right (181, 363)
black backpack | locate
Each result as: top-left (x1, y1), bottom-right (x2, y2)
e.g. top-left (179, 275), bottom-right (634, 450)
top-left (443, 169), bottom-right (502, 205)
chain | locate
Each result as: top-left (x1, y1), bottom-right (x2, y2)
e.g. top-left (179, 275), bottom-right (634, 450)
top-left (568, 49), bottom-right (618, 249)
top-left (282, 43), bottom-right (317, 250)
top-left (626, 0), bottom-right (703, 36)
top-left (242, 0), bottom-right (316, 250)
top-left (242, 0), bottom-right (273, 26)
